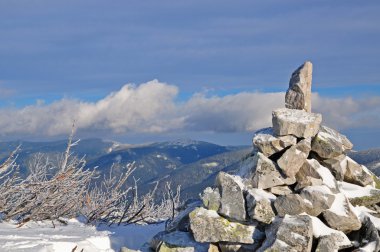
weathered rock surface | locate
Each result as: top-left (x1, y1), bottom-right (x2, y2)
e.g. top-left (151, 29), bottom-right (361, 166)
top-left (219, 243), bottom-right (260, 252)
top-left (315, 233), bottom-right (350, 252)
top-left (269, 185), bottom-right (293, 195)
top-left (344, 157), bottom-right (374, 187)
top-left (295, 159), bottom-right (323, 190)
top-left (285, 61), bottom-right (313, 112)
top-left (216, 172), bottom-right (246, 221)
top-left (348, 216), bottom-right (380, 252)
top-left (258, 215), bottom-right (313, 252)
top-left (323, 193), bottom-right (362, 233)
top-left (310, 215), bottom-right (352, 251)
top-left (313, 161), bottom-right (340, 192)
top-left (151, 231), bottom-right (210, 252)
top-left (246, 189), bottom-right (276, 224)
top-left (277, 138), bottom-right (311, 178)
top-left (322, 154), bottom-right (347, 181)
top-left (320, 125), bottom-right (353, 150)
top-left (189, 207), bottom-right (263, 244)
top-left (167, 200), bottom-right (202, 232)
top-left (273, 194), bottom-right (312, 217)
top-left (300, 185), bottom-right (335, 216)
top-left (312, 131), bottom-right (345, 159)
top-left (243, 153), bottom-right (295, 189)
top-left (252, 128), bottom-right (296, 157)
top-left (201, 187), bottom-right (221, 212)
top-left (272, 108), bottom-right (322, 138)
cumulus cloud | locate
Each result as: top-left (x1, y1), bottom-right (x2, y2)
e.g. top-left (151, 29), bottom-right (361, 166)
top-left (0, 80), bottom-right (379, 139)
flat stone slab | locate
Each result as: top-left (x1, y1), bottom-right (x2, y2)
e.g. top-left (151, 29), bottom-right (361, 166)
top-left (272, 108), bottom-right (322, 138)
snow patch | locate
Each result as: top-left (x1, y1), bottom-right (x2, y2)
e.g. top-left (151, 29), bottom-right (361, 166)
top-left (338, 182), bottom-right (376, 198)
top-left (0, 220), bottom-right (165, 251)
top-left (202, 162), bottom-right (219, 168)
top-left (329, 193), bottom-right (349, 217)
top-left (315, 165), bottom-right (336, 189)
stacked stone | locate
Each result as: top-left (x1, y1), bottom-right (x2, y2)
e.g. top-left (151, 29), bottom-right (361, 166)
top-left (135, 62), bottom-right (380, 252)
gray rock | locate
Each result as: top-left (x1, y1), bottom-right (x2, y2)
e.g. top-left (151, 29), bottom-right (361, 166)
top-left (315, 233), bottom-right (351, 252)
top-left (216, 172), bottom-right (246, 221)
top-left (303, 159), bottom-right (339, 192)
top-left (151, 231), bottom-right (209, 252)
top-left (219, 243), bottom-right (260, 252)
top-left (200, 187), bottom-right (221, 212)
top-left (246, 189), bottom-right (276, 224)
top-left (252, 128), bottom-right (296, 157)
top-left (300, 185), bottom-right (335, 216)
top-left (243, 153), bottom-right (295, 189)
top-left (273, 194), bottom-right (312, 217)
top-left (311, 131), bottom-right (345, 159)
top-left (295, 159), bottom-right (323, 190)
top-left (166, 200), bottom-right (202, 232)
top-left (344, 157), bottom-right (374, 187)
top-left (320, 125), bottom-right (353, 151)
top-left (350, 216), bottom-right (380, 252)
top-left (315, 235), bottom-right (339, 252)
top-left (323, 193), bottom-right (362, 233)
top-left (277, 138), bottom-right (311, 178)
top-left (285, 61), bottom-right (313, 112)
top-left (322, 154), bottom-right (347, 181)
top-left (310, 215), bottom-right (352, 251)
top-left (272, 108), bottom-right (322, 138)
top-left (258, 215), bottom-right (313, 252)
top-left (189, 207), bottom-right (264, 244)
top-left (269, 185), bottom-right (293, 195)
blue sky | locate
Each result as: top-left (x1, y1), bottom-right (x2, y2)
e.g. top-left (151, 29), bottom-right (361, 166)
top-left (0, 0), bottom-right (380, 149)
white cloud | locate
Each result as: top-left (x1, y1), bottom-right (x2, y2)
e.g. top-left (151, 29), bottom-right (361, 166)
top-left (0, 80), bottom-right (379, 139)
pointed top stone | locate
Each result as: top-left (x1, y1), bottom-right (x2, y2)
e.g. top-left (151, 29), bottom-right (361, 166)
top-left (285, 61), bottom-right (313, 112)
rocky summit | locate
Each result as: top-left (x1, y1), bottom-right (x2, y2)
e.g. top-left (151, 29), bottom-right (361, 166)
top-left (129, 62), bottom-right (380, 252)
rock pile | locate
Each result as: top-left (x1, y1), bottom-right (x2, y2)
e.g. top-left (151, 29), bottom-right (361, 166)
top-left (131, 62), bottom-right (380, 252)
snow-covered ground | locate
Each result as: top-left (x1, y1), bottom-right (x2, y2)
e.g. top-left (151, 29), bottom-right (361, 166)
top-left (0, 219), bottom-right (165, 252)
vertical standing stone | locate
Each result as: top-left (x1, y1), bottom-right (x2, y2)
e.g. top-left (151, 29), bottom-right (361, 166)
top-left (285, 61), bottom-right (313, 112)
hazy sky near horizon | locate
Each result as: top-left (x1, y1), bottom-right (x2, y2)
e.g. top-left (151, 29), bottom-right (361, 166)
top-left (0, 0), bottom-right (380, 149)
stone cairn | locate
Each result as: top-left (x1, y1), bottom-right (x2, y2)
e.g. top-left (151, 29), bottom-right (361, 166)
top-left (134, 62), bottom-right (380, 252)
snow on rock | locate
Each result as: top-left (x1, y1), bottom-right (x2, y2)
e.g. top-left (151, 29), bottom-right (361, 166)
top-left (353, 206), bottom-right (380, 231)
top-left (307, 215), bottom-right (351, 248)
top-left (328, 193), bottom-right (350, 217)
top-left (338, 182), bottom-right (375, 198)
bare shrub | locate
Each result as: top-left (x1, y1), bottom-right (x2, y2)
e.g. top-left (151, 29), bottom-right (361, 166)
top-left (0, 131), bottom-right (181, 225)
top-left (83, 165), bottom-right (181, 225)
top-left (0, 135), bottom-right (95, 224)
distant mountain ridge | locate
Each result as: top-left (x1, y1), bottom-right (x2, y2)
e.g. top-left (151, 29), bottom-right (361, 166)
top-left (1, 138), bottom-right (379, 201)
top-left (0, 138), bottom-right (251, 199)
